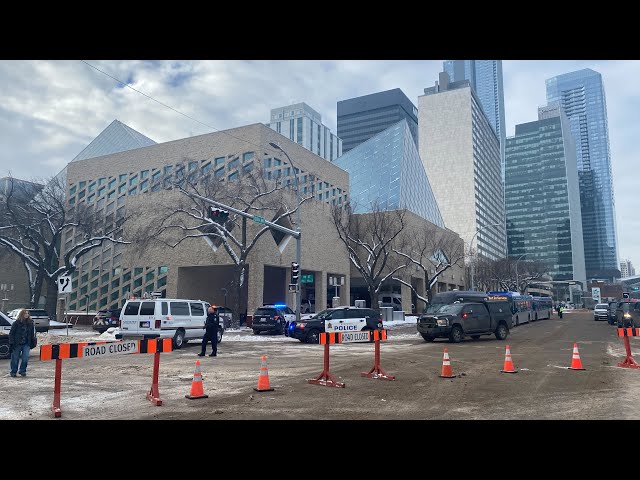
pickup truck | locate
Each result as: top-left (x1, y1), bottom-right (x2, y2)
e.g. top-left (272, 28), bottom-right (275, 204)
top-left (417, 301), bottom-right (512, 343)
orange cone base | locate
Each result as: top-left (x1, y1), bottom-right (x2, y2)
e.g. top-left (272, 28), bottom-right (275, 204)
top-left (439, 373), bottom-right (456, 378)
top-left (618, 356), bottom-right (640, 369)
top-left (253, 386), bottom-right (274, 392)
top-left (307, 370), bottom-right (345, 388)
top-left (500, 369), bottom-right (518, 374)
top-left (185, 393), bottom-right (209, 400)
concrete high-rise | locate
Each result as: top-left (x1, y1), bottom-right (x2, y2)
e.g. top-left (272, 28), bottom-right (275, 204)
top-left (268, 103), bottom-right (342, 162)
top-left (620, 259), bottom-right (635, 278)
top-left (504, 104), bottom-right (586, 285)
top-left (443, 60), bottom-right (506, 181)
top-left (546, 69), bottom-right (619, 280)
top-left (419, 72), bottom-right (507, 261)
top-left (337, 88), bottom-right (418, 153)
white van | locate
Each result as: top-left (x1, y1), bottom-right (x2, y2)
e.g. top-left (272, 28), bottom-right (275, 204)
top-left (380, 294), bottom-right (403, 311)
top-left (115, 298), bottom-right (224, 349)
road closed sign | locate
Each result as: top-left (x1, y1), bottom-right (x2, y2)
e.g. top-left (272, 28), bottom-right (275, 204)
top-left (339, 331), bottom-right (371, 343)
top-left (82, 341), bottom-right (138, 358)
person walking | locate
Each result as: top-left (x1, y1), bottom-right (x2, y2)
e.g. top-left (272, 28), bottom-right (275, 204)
top-left (199, 305), bottom-right (219, 357)
top-left (9, 309), bottom-right (37, 377)
top-left (558, 305), bottom-right (564, 319)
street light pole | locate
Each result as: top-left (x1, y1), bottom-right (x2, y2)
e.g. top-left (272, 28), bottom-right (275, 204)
top-left (514, 253), bottom-right (527, 293)
top-left (469, 222), bottom-right (502, 291)
top-left (269, 142), bottom-right (302, 323)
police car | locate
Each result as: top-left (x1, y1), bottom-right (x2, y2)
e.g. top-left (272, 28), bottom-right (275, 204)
top-left (288, 307), bottom-right (383, 344)
top-left (252, 304), bottom-right (295, 335)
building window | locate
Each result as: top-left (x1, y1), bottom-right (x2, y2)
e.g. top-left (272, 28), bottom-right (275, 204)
top-left (274, 158), bottom-right (281, 166)
top-left (188, 161), bottom-right (198, 172)
top-left (201, 163), bottom-right (212, 175)
top-left (69, 185), bottom-right (76, 195)
top-left (242, 152), bottom-right (254, 162)
top-left (129, 175), bottom-right (138, 186)
top-left (158, 266), bottom-right (168, 274)
top-left (119, 174), bottom-right (127, 183)
top-left (243, 162), bottom-right (254, 174)
top-left (214, 157), bottom-right (225, 167)
top-left (118, 184), bottom-right (127, 194)
top-left (164, 165), bottom-right (173, 175)
top-left (214, 166), bottom-right (225, 178)
top-left (290, 119), bottom-right (294, 140)
top-left (141, 170), bottom-right (149, 179)
top-left (108, 179), bottom-right (116, 190)
top-left (228, 158), bottom-right (239, 171)
top-left (129, 187), bottom-right (137, 196)
top-left (140, 179), bottom-right (149, 191)
top-left (228, 171), bottom-right (239, 181)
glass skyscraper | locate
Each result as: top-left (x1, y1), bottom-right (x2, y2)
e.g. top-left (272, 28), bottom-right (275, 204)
top-left (334, 119), bottom-right (444, 227)
top-left (505, 105), bottom-right (585, 284)
top-left (546, 68), bottom-right (618, 279)
top-left (337, 88), bottom-right (418, 153)
top-left (443, 60), bottom-right (506, 181)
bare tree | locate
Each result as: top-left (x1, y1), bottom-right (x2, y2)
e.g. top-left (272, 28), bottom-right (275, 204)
top-left (138, 160), bottom-right (312, 328)
top-left (0, 174), bottom-right (130, 315)
top-left (490, 257), bottom-right (549, 293)
top-left (391, 224), bottom-right (465, 308)
top-left (332, 202), bottom-right (407, 310)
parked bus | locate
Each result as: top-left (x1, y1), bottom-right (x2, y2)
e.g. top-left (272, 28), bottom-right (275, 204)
top-left (532, 296), bottom-right (553, 320)
top-left (488, 292), bottom-right (534, 326)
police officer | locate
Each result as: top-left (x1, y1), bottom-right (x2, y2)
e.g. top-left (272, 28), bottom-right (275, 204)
top-left (199, 305), bottom-right (219, 357)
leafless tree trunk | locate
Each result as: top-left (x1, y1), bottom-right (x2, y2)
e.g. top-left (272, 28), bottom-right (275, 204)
top-left (332, 202), bottom-right (407, 311)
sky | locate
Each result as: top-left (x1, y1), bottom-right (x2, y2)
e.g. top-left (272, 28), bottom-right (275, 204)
top-left (0, 60), bottom-right (637, 272)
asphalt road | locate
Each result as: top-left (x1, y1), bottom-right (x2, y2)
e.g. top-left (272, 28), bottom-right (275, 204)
top-left (2, 310), bottom-right (640, 420)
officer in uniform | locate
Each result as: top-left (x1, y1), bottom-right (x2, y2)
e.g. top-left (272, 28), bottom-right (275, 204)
top-left (199, 305), bottom-right (219, 357)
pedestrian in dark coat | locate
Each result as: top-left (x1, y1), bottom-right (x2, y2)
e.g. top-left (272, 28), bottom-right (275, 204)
top-left (199, 305), bottom-right (219, 357)
top-left (9, 309), bottom-right (36, 377)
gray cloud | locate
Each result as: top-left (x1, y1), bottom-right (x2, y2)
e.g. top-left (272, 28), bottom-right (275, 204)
top-left (0, 60), bottom-right (637, 271)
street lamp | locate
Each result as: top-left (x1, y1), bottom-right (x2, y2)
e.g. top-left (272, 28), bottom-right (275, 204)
top-left (269, 142), bottom-right (302, 323)
top-left (469, 222), bottom-right (502, 291)
top-left (514, 253), bottom-right (527, 293)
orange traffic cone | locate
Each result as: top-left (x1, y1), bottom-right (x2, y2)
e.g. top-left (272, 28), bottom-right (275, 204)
top-left (569, 343), bottom-right (585, 370)
top-left (500, 345), bottom-right (518, 373)
top-left (185, 360), bottom-right (209, 399)
top-left (254, 355), bottom-right (274, 392)
top-left (439, 347), bottom-right (456, 378)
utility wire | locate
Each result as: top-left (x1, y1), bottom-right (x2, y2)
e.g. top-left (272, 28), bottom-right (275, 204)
top-left (80, 60), bottom-right (279, 156)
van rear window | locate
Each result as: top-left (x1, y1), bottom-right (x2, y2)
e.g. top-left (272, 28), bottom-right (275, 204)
top-left (124, 302), bottom-right (140, 315)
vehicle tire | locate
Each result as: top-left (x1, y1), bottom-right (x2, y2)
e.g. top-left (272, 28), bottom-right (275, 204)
top-left (449, 325), bottom-right (463, 343)
top-left (535, 314), bottom-right (538, 322)
top-left (0, 339), bottom-right (10, 360)
top-left (494, 323), bottom-right (508, 341)
top-left (217, 330), bottom-right (223, 344)
top-left (172, 329), bottom-right (186, 350)
top-left (421, 334), bottom-right (435, 342)
top-left (305, 329), bottom-right (320, 344)
top-left (253, 330), bottom-right (260, 335)
top-left (515, 316), bottom-right (519, 326)
top-left (471, 335), bottom-right (480, 340)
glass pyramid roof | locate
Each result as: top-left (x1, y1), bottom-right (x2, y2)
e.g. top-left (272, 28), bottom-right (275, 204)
top-left (334, 119), bottom-right (444, 228)
top-left (71, 120), bottom-right (157, 162)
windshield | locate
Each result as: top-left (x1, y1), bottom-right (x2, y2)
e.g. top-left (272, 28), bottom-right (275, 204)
top-left (436, 304), bottom-right (464, 314)
top-left (595, 304), bottom-right (609, 309)
top-left (314, 310), bottom-right (333, 320)
top-left (426, 303), bottom-right (448, 314)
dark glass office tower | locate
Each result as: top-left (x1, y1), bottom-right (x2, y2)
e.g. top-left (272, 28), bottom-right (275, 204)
top-left (505, 105), bottom-right (585, 284)
top-left (337, 88), bottom-right (418, 153)
top-left (546, 69), bottom-right (619, 279)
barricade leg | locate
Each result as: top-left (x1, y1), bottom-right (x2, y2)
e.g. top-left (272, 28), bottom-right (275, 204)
top-left (146, 351), bottom-right (163, 405)
top-left (307, 343), bottom-right (345, 388)
top-left (618, 336), bottom-right (640, 369)
top-left (361, 339), bottom-right (395, 380)
top-left (52, 358), bottom-right (62, 418)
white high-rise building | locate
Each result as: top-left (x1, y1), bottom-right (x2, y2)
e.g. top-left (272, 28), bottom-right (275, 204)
top-left (620, 259), bottom-right (635, 278)
top-left (268, 103), bottom-right (342, 162)
top-left (419, 72), bottom-right (507, 261)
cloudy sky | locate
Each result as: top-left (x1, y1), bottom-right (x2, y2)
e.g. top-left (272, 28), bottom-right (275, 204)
top-left (0, 60), bottom-right (637, 271)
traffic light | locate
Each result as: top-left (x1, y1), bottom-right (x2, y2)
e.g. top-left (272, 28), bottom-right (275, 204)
top-left (291, 262), bottom-right (300, 285)
top-left (209, 207), bottom-right (229, 223)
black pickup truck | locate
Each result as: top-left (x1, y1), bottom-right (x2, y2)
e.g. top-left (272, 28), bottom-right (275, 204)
top-left (417, 301), bottom-right (512, 343)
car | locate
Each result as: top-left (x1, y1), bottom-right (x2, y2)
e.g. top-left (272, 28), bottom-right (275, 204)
top-left (1, 311), bottom-right (14, 360)
top-left (92, 308), bottom-right (122, 333)
top-left (616, 302), bottom-right (640, 328)
top-left (593, 303), bottom-right (610, 322)
top-left (608, 301), bottom-right (620, 325)
top-left (115, 297), bottom-right (224, 349)
top-left (380, 293), bottom-right (403, 311)
top-left (288, 307), bottom-right (383, 344)
top-left (252, 304), bottom-right (294, 335)
top-left (8, 308), bottom-right (50, 332)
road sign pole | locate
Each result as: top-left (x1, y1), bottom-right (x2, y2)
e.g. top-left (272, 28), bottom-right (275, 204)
top-left (52, 358), bottom-right (62, 418)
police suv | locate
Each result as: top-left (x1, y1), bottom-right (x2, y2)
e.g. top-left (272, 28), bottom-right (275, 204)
top-left (288, 306), bottom-right (383, 344)
top-left (115, 297), bottom-right (224, 349)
